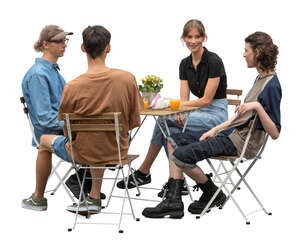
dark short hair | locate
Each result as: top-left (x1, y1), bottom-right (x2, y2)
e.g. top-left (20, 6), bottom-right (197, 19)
top-left (82, 25), bottom-right (111, 59)
top-left (245, 31), bottom-right (278, 71)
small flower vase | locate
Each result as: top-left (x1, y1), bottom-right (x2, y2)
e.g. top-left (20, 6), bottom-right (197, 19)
top-left (142, 92), bottom-right (158, 107)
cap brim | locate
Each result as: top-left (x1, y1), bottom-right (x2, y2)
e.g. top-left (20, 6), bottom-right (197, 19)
top-left (51, 31), bottom-right (73, 41)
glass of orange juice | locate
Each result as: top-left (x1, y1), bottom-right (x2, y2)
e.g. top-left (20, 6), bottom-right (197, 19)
top-left (143, 100), bottom-right (148, 111)
top-left (169, 99), bottom-right (180, 110)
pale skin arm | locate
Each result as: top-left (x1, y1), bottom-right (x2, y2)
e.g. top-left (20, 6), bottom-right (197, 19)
top-left (235, 102), bottom-right (279, 139)
top-left (199, 115), bottom-right (236, 141)
top-left (174, 77), bottom-right (220, 125)
top-left (181, 77), bottom-right (220, 107)
top-left (199, 101), bottom-right (280, 141)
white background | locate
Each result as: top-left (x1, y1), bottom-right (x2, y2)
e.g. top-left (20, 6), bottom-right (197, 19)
top-left (1, 0), bottom-right (299, 245)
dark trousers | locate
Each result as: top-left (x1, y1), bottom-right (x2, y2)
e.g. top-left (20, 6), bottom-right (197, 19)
top-left (170, 131), bottom-right (237, 169)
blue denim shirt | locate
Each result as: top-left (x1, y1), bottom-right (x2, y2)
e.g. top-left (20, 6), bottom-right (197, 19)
top-left (22, 58), bottom-right (65, 146)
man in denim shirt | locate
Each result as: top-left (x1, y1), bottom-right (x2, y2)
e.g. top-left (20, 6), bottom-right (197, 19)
top-left (22, 25), bottom-right (105, 205)
top-left (22, 25), bottom-right (73, 146)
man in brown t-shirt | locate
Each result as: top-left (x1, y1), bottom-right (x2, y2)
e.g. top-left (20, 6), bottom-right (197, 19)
top-left (22, 25), bottom-right (143, 213)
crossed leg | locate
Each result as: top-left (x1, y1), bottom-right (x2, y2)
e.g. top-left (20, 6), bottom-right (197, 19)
top-left (167, 141), bottom-right (208, 184)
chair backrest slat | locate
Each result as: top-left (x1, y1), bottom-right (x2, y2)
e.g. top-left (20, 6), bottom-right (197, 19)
top-left (226, 89), bottom-right (243, 106)
top-left (70, 124), bottom-right (123, 132)
top-left (20, 97), bottom-right (29, 115)
top-left (64, 113), bottom-right (121, 121)
top-left (227, 99), bottom-right (241, 106)
top-left (63, 112), bottom-right (123, 165)
top-left (226, 89), bottom-right (243, 96)
top-left (63, 113), bottom-right (122, 133)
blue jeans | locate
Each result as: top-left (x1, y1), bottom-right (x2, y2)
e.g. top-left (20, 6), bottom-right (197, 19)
top-left (150, 99), bottom-right (228, 151)
top-left (170, 131), bottom-right (237, 169)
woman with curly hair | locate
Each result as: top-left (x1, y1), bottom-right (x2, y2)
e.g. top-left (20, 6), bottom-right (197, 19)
top-left (142, 31), bottom-right (282, 218)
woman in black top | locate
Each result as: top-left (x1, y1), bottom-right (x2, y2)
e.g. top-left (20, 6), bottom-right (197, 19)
top-left (117, 19), bottom-right (228, 191)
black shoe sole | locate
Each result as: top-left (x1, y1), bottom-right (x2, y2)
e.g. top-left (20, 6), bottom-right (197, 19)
top-left (188, 194), bottom-right (227, 214)
top-left (142, 210), bottom-right (184, 219)
top-left (66, 209), bottom-right (100, 216)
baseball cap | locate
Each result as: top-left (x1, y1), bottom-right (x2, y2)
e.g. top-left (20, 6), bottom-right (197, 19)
top-left (39, 25), bottom-right (73, 42)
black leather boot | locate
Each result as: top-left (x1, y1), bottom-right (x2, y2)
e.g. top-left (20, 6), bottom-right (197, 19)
top-left (157, 178), bottom-right (189, 198)
top-left (188, 174), bottom-right (226, 214)
top-left (142, 178), bottom-right (184, 218)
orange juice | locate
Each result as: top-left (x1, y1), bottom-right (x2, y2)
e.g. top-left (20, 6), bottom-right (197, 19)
top-left (143, 100), bottom-right (148, 111)
top-left (169, 99), bottom-right (180, 110)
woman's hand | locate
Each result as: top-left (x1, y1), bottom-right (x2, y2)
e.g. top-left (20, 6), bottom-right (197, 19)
top-left (199, 128), bottom-right (218, 141)
top-left (174, 114), bottom-right (185, 126)
top-left (235, 102), bottom-right (259, 118)
top-left (236, 101), bottom-right (280, 140)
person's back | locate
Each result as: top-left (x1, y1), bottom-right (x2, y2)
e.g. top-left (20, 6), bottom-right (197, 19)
top-left (59, 68), bottom-right (142, 164)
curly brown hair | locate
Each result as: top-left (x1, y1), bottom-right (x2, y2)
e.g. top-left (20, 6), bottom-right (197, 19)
top-left (245, 32), bottom-right (278, 72)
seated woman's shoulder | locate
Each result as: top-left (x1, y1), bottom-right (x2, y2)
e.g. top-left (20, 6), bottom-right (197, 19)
top-left (266, 75), bottom-right (282, 90)
top-left (180, 55), bottom-right (191, 64)
top-left (206, 50), bottom-right (223, 62)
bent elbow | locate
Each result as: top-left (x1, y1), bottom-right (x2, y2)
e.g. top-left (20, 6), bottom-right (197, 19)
top-left (271, 132), bottom-right (280, 140)
top-left (202, 99), bottom-right (212, 108)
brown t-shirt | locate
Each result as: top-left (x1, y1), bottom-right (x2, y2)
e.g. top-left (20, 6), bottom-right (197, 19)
top-left (58, 68), bottom-right (143, 164)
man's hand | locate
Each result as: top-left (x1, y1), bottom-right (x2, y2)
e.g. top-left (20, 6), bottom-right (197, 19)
top-left (199, 128), bottom-right (218, 141)
top-left (174, 114), bottom-right (185, 126)
top-left (235, 102), bottom-right (259, 118)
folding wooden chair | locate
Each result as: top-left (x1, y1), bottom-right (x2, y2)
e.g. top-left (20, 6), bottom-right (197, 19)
top-left (64, 113), bottom-right (139, 233)
top-left (20, 97), bottom-right (75, 203)
top-left (210, 89), bottom-right (243, 188)
top-left (197, 114), bottom-right (272, 225)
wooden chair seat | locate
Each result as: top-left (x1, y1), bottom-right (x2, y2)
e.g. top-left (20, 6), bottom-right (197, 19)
top-left (104, 154), bottom-right (139, 166)
top-left (78, 155), bottom-right (139, 167)
top-left (210, 155), bottom-right (239, 161)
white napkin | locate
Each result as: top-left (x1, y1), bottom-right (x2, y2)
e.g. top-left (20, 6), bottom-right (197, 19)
top-left (152, 97), bottom-right (170, 109)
